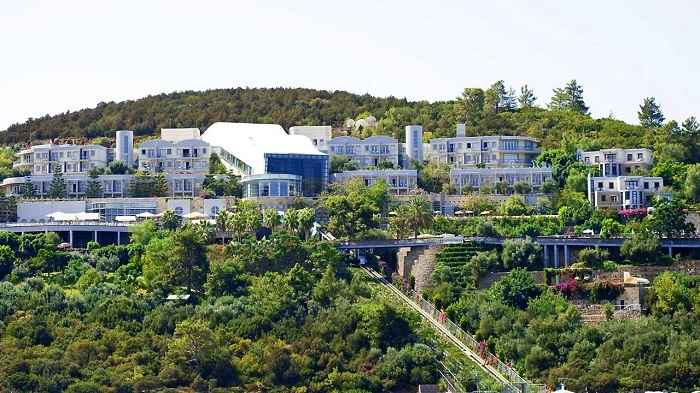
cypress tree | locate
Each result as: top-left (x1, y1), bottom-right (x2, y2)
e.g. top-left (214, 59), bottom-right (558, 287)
top-left (48, 166), bottom-right (67, 199)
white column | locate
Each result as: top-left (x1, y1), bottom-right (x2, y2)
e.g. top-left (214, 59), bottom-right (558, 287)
top-left (69, 230), bottom-right (74, 248)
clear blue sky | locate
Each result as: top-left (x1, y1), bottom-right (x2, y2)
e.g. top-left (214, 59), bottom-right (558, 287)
top-left (2, 0), bottom-right (699, 130)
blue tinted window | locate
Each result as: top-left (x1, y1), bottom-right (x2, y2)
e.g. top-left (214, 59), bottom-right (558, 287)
top-left (265, 154), bottom-right (328, 196)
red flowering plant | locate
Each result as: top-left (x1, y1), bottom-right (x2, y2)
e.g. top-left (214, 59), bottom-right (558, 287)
top-left (554, 277), bottom-right (580, 299)
top-left (618, 208), bottom-right (647, 222)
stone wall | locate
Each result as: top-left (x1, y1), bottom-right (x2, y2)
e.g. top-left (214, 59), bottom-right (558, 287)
top-left (618, 260), bottom-right (700, 283)
top-left (478, 270), bottom-right (545, 289)
top-left (396, 245), bottom-right (443, 292)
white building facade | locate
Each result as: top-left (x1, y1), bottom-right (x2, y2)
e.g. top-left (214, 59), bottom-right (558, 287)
top-left (327, 135), bottom-right (401, 169)
top-left (332, 169), bottom-right (418, 195)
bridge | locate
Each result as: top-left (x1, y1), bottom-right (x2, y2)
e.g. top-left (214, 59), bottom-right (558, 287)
top-left (0, 222), bottom-right (131, 248)
top-left (336, 234), bottom-right (700, 267)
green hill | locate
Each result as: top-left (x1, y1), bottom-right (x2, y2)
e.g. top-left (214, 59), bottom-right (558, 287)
top-left (2, 85), bottom-right (690, 162)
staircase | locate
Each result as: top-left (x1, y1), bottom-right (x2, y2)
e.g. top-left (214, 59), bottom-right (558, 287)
top-left (576, 303), bottom-right (642, 324)
top-left (434, 242), bottom-right (483, 289)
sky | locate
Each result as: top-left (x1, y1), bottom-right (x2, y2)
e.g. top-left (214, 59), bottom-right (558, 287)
top-left (2, 0), bottom-right (700, 130)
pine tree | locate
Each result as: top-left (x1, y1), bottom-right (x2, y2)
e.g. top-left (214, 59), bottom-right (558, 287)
top-left (20, 176), bottom-right (36, 199)
top-left (681, 116), bottom-right (699, 136)
top-left (48, 165), bottom-right (67, 199)
top-left (549, 80), bottom-right (589, 114)
top-left (455, 88), bottom-right (485, 126)
top-left (154, 172), bottom-right (170, 197)
top-left (85, 169), bottom-right (103, 198)
top-left (518, 85), bottom-right (537, 108)
top-left (129, 171), bottom-right (154, 197)
top-left (484, 80), bottom-right (515, 113)
top-left (637, 97), bottom-right (665, 128)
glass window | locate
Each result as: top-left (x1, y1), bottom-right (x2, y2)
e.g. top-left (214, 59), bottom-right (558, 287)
top-left (174, 206), bottom-right (183, 215)
top-left (608, 182), bottom-right (614, 189)
top-left (211, 206), bottom-right (220, 215)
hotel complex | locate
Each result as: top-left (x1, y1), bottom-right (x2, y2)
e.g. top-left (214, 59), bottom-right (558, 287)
top-left (0, 118), bottom-right (665, 224)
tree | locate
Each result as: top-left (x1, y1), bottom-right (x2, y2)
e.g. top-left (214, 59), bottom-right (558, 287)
top-left (637, 97), bottom-right (665, 128)
top-left (153, 172), bottom-right (169, 197)
top-left (170, 227), bottom-right (209, 297)
top-left (620, 229), bottom-right (660, 264)
top-left (489, 268), bottom-right (540, 309)
top-left (388, 205), bottom-right (412, 240)
top-left (499, 195), bottom-right (529, 216)
top-left (48, 166), bottom-right (67, 199)
top-left (161, 210), bottom-right (182, 231)
top-left (513, 181), bottom-right (532, 195)
top-left (576, 247), bottom-right (609, 269)
top-left (129, 171), bottom-right (155, 197)
top-left (20, 176), bottom-right (36, 199)
top-left (321, 179), bottom-right (388, 239)
top-left (484, 80), bottom-right (514, 114)
top-left (263, 208), bottom-right (281, 230)
top-left (549, 80), bottom-right (589, 114)
top-left (518, 84), bottom-right (537, 108)
top-left (85, 168), bottom-right (102, 198)
top-left (645, 198), bottom-right (695, 238)
top-left (106, 160), bottom-right (129, 175)
top-left (417, 161), bottom-right (450, 193)
top-left (208, 152), bottom-right (227, 174)
top-left (405, 196), bottom-right (433, 238)
top-left (502, 237), bottom-right (541, 269)
top-left (0, 244), bottom-right (17, 279)
top-left (455, 88), bottom-right (485, 126)
top-left (684, 164), bottom-right (700, 202)
top-left (681, 116), bottom-right (700, 136)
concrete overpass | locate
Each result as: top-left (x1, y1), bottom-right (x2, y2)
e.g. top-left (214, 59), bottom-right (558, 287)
top-left (0, 222), bottom-right (131, 248)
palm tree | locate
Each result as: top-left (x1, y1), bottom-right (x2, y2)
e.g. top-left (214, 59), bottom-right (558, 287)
top-left (405, 196), bottom-right (433, 238)
top-left (215, 210), bottom-right (232, 244)
top-left (263, 208), bottom-right (281, 231)
top-left (296, 208), bottom-right (315, 240)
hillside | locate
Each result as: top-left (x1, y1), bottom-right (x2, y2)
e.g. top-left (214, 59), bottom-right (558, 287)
top-left (0, 86), bottom-right (677, 152)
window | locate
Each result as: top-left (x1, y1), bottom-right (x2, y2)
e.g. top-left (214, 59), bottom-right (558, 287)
top-left (211, 206), bottom-right (220, 216)
top-left (625, 167), bottom-right (631, 173)
top-left (594, 156), bottom-right (599, 163)
top-left (608, 182), bottom-right (614, 189)
top-left (654, 182), bottom-right (660, 189)
top-left (584, 157), bottom-right (590, 164)
top-left (167, 149), bottom-right (172, 155)
top-left (627, 153), bottom-right (633, 161)
top-left (644, 182), bottom-right (649, 189)
top-left (637, 153), bottom-right (643, 160)
top-left (502, 140), bottom-right (518, 150)
top-left (601, 195), bottom-right (607, 202)
top-left (90, 150), bottom-right (95, 157)
top-left (174, 206), bottom-right (184, 215)
top-left (142, 149), bottom-right (146, 155)
top-left (466, 143), bottom-right (472, 149)
top-left (611, 195), bottom-right (618, 202)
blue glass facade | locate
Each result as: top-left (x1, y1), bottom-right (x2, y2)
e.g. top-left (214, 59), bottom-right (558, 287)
top-left (264, 153), bottom-right (329, 196)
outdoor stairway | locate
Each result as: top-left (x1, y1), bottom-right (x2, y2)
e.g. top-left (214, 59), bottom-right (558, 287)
top-left (362, 266), bottom-right (547, 393)
top-left (576, 303), bottom-right (643, 324)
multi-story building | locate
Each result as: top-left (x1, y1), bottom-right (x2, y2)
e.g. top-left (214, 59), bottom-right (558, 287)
top-left (428, 135), bottom-right (540, 168)
top-left (137, 138), bottom-right (210, 174)
top-left (578, 148), bottom-right (653, 176)
top-left (450, 167), bottom-right (553, 194)
top-left (332, 169), bottom-right (418, 195)
top-left (14, 143), bottom-right (109, 175)
top-left (587, 174), bottom-right (664, 210)
top-left (289, 126), bottom-right (332, 153)
top-left (327, 135), bottom-right (401, 169)
top-left (202, 122), bottom-right (328, 197)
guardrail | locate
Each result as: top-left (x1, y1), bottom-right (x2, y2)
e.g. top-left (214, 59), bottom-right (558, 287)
top-left (362, 267), bottom-right (546, 393)
top-left (0, 221), bottom-right (130, 228)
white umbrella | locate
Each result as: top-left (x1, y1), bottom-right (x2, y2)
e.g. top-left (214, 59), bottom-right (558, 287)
top-left (46, 212), bottom-right (71, 221)
top-left (115, 215), bottom-right (137, 222)
top-left (184, 211), bottom-right (207, 219)
top-left (76, 212), bottom-right (100, 221)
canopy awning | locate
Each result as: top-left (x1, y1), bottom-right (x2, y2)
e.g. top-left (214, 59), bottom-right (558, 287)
top-left (184, 211), bottom-right (208, 219)
top-left (136, 212), bottom-right (156, 218)
top-left (115, 215), bottom-right (137, 222)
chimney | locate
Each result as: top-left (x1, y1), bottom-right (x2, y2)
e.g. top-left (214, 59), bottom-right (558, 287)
top-left (456, 123), bottom-right (466, 137)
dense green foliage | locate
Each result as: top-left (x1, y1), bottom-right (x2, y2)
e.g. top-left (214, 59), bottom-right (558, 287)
top-left (442, 269), bottom-right (700, 392)
top-left (0, 212), bottom-right (445, 392)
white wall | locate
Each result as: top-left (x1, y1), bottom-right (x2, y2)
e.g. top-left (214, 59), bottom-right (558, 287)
top-left (17, 200), bottom-right (86, 222)
top-left (166, 199), bottom-right (191, 216)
